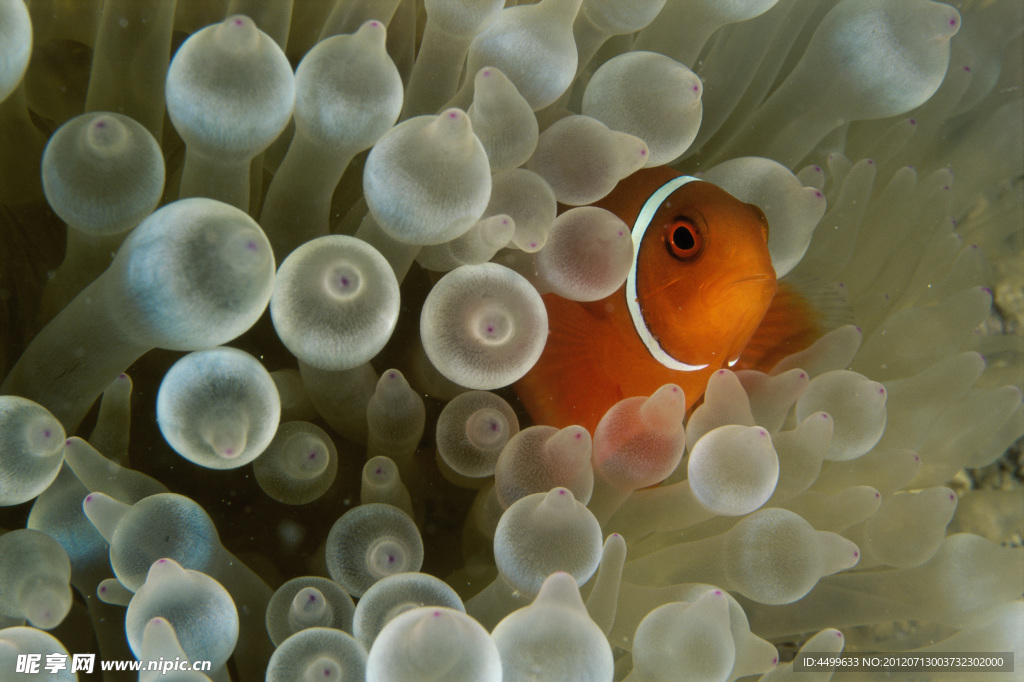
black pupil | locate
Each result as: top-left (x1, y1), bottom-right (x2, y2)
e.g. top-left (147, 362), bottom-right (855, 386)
top-left (673, 224), bottom-right (696, 251)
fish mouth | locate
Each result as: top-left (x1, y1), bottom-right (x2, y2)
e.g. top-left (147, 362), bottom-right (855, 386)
top-left (702, 271), bottom-right (775, 304)
top-left (722, 273), bottom-right (774, 289)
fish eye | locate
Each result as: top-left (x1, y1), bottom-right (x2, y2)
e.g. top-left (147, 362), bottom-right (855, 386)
top-left (666, 218), bottom-right (702, 260)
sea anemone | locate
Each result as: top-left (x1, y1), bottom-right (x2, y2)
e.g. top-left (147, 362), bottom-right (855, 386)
top-left (1, 0), bottom-right (1022, 680)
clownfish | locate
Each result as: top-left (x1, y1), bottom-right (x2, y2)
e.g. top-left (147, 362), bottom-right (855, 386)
top-left (515, 167), bottom-right (822, 433)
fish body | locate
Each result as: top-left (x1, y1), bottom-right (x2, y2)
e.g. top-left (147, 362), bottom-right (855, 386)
top-left (516, 167), bottom-right (813, 432)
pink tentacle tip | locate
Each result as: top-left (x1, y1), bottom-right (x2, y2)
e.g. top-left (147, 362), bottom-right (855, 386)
top-left (814, 190), bottom-right (823, 199)
top-left (949, 493), bottom-right (956, 501)
top-left (85, 495), bottom-right (93, 503)
top-left (713, 590), bottom-right (722, 596)
top-left (432, 610), bottom-right (442, 617)
top-left (852, 551), bottom-right (859, 558)
top-left (772, 656), bottom-right (779, 665)
top-left (448, 111), bottom-right (459, 119)
top-left (874, 492), bottom-right (880, 498)
top-left (836, 631), bottom-right (844, 638)
top-left (482, 69), bottom-right (491, 77)
top-left (99, 585), bottom-right (106, 593)
top-left (370, 21), bottom-right (381, 27)
top-left (234, 18), bottom-right (244, 26)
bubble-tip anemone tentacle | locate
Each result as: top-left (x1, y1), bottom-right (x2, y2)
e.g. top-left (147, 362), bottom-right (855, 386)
top-left (420, 263), bottom-right (548, 390)
top-left (156, 347), bottom-right (280, 469)
top-left (1, 198), bottom-right (276, 431)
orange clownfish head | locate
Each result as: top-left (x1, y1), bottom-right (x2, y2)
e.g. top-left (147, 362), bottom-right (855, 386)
top-left (600, 168), bottom-right (777, 372)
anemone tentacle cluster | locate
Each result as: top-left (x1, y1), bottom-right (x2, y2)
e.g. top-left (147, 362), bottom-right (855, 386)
top-left (1, 0), bottom-right (1022, 680)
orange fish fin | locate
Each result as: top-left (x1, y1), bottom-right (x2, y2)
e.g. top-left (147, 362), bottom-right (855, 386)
top-left (735, 276), bottom-right (852, 372)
